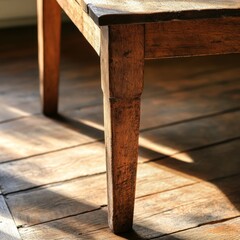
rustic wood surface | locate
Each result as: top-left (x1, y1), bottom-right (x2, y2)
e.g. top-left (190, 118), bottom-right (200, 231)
top-left (50, 216), bottom-right (240, 240)
top-left (0, 195), bottom-right (21, 240)
top-left (101, 24), bottom-right (144, 233)
top-left (57, 0), bottom-right (101, 54)
top-left (18, 174), bottom-right (240, 239)
top-left (79, 0), bottom-right (240, 25)
top-left (37, 0), bottom-right (61, 115)
top-left (158, 217), bottom-right (240, 240)
top-left (0, 24), bottom-right (240, 239)
top-left (145, 17), bottom-right (240, 58)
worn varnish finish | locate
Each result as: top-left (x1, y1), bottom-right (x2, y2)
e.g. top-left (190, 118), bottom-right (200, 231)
top-left (37, 0), bottom-right (61, 115)
top-left (1, 25), bottom-right (240, 239)
top-left (37, 0), bottom-right (240, 233)
top-left (56, 0), bottom-right (101, 54)
top-left (145, 17), bottom-right (240, 58)
top-left (1, 109), bottom-right (240, 194)
top-left (16, 175), bottom-right (240, 239)
top-left (5, 138), bottom-right (240, 227)
top-left (101, 25), bottom-right (144, 233)
top-left (17, 175), bottom-right (240, 239)
top-left (79, 0), bottom-right (240, 25)
top-left (1, 109), bottom-right (240, 199)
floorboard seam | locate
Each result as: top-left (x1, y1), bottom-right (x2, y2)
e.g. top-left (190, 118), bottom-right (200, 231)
top-left (5, 172), bottom-right (240, 231)
top-left (17, 205), bottom-right (107, 229)
top-left (0, 139), bottom-right (103, 165)
top-left (1, 194), bottom-right (23, 239)
top-left (3, 139), bottom-right (240, 196)
top-left (4, 171), bottom-right (106, 196)
top-left (1, 107), bottom-right (240, 166)
top-left (150, 215), bottom-right (240, 239)
top-left (141, 107), bottom-right (240, 133)
top-left (144, 76), bottom-right (240, 99)
top-left (136, 182), bottom-right (200, 200)
top-left (144, 135), bottom-right (240, 164)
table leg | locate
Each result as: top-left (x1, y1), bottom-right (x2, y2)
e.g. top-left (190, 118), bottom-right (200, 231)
top-left (101, 24), bottom-right (144, 233)
top-left (37, 0), bottom-right (61, 116)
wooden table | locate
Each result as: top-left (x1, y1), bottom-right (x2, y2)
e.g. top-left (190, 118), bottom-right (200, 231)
top-left (37, 0), bottom-right (240, 234)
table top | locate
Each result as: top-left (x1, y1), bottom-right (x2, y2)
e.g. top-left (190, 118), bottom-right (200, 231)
top-left (78, 0), bottom-right (240, 25)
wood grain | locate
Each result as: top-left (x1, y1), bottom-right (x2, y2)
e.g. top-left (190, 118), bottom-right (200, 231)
top-left (0, 115), bottom-right (103, 163)
top-left (101, 24), bottom-right (144, 233)
top-left (5, 137), bottom-right (240, 227)
top-left (1, 24), bottom-right (240, 123)
top-left (145, 17), bottom-right (240, 59)
top-left (62, 77), bottom-right (240, 132)
top-left (37, 0), bottom-right (61, 115)
top-left (79, 0), bottom-right (240, 25)
top-left (1, 109), bottom-right (240, 194)
top-left (158, 217), bottom-right (240, 240)
top-left (140, 110), bottom-right (240, 163)
top-left (0, 24), bottom-right (102, 123)
top-left (1, 24), bottom-right (240, 239)
top-left (18, 174), bottom-right (240, 239)
top-left (5, 159), bottom-right (193, 226)
top-left (140, 79), bottom-right (240, 130)
top-left (0, 195), bottom-right (21, 240)
top-left (1, 79), bottom-right (239, 164)
top-left (74, 218), bottom-right (240, 240)
top-left (56, 0), bottom-right (101, 54)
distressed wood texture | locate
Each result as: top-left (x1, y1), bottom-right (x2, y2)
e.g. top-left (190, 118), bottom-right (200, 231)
top-left (1, 25), bottom-right (240, 239)
top-left (5, 139), bottom-right (240, 227)
top-left (36, 0), bottom-right (240, 235)
top-left (79, 0), bottom-right (240, 25)
top-left (0, 195), bottom-right (21, 240)
top-left (56, 0), bottom-right (101, 54)
top-left (100, 24), bottom-right (144, 233)
top-left (158, 217), bottom-right (240, 240)
top-left (1, 109), bottom-right (240, 195)
top-left (145, 17), bottom-right (240, 58)
top-left (18, 174), bottom-right (240, 239)
top-left (37, 0), bottom-right (61, 116)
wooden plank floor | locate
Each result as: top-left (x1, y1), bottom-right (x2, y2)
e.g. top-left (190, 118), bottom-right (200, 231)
top-left (0, 23), bottom-right (240, 240)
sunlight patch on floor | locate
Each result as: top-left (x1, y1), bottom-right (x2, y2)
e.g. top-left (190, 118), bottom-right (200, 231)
top-left (139, 136), bottom-right (194, 163)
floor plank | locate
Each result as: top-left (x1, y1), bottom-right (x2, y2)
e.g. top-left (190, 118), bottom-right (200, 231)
top-left (0, 115), bottom-right (103, 163)
top-left (18, 174), bottom-right (240, 239)
top-left (0, 109), bottom-right (239, 193)
top-left (1, 25), bottom-right (240, 123)
top-left (139, 110), bottom-right (240, 163)
top-left (0, 195), bottom-right (21, 240)
top-left (158, 217), bottom-right (240, 240)
top-left (5, 163), bottom-right (193, 227)
top-left (65, 78), bottom-right (240, 131)
top-left (6, 138), bottom-right (240, 228)
top-left (0, 24), bottom-right (240, 239)
top-left (0, 81), bottom-right (239, 163)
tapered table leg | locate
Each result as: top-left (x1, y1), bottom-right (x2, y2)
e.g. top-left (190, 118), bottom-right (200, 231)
top-left (37, 0), bottom-right (61, 116)
top-left (100, 25), bottom-right (144, 233)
